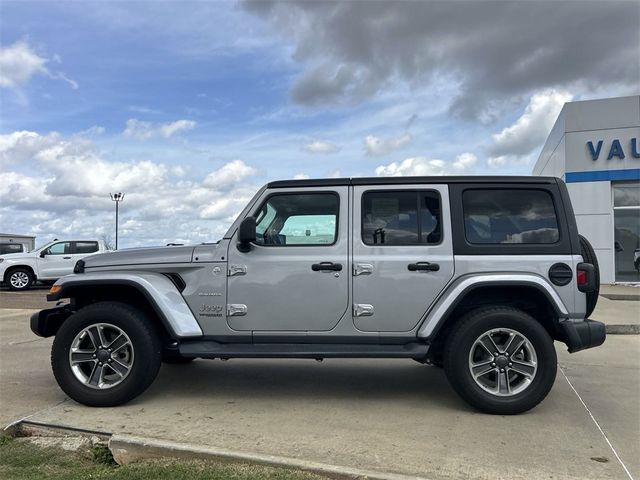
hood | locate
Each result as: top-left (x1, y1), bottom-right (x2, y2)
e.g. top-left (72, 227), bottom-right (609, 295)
top-left (0, 251), bottom-right (34, 261)
top-left (82, 245), bottom-right (198, 269)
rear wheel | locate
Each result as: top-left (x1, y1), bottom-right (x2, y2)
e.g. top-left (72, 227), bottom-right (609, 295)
top-left (444, 306), bottom-right (557, 415)
top-left (7, 268), bottom-right (33, 291)
top-left (51, 302), bottom-right (162, 407)
top-left (579, 234), bottom-right (600, 317)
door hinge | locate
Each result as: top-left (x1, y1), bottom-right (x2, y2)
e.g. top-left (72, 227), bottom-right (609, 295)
top-left (228, 265), bottom-right (247, 276)
top-left (353, 263), bottom-right (374, 276)
top-left (227, 304), bottom-right (247, 316)
top-left (353, 304), bottom-right (374, 317)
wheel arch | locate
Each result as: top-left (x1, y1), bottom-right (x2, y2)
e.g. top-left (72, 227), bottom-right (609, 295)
top-left (419, 274), bottom-right (569, 358)
top-left (4, 264), bottom-right (36, 283)
top-left (47, 272), bottom-right (203, 340)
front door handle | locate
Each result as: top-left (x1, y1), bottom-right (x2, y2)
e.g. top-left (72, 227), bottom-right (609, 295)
top-left (312, 262), bottom-right (343, 272)
top-left (63, 257), bottom-right (72, 259)
top-left (408, 262), bottom-right (440, 272)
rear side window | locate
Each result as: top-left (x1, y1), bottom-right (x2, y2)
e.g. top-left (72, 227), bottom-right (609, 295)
top-left (463, 189), bottom-right (559, 244)
top-left (362, 190), bottom-right (442, 245)
top-left (74, 241), bottom-right (99, 254)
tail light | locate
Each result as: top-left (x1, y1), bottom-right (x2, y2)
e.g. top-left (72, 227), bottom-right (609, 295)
top-left (577, 263), bottom-right (596, 293)
top-left (577, 269), bottom-right (587, 286)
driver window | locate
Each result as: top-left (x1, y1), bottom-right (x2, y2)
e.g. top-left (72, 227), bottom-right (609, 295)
top-left (46, 242), bottom-right (71, 255)
top-left (254, 193), bottom-right (339, 246)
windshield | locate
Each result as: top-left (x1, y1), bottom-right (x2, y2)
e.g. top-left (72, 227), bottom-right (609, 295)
top-left (30, 241), bottom-right (55, 253)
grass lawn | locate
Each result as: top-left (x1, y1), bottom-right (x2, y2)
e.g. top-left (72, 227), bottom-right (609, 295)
top-left (0, 436), bottom-right (329, 480)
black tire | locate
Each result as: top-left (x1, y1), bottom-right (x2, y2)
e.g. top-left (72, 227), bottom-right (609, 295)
top-left (579, 234), bottom-right (600, 318)
top-left (51, 302), bottom-right (162, 407)
top-left (6, 267), bottom-right (33, 291)
top-left (444, 306), bottom-right (557, 415)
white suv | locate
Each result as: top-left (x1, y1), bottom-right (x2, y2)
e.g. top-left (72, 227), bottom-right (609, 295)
top-left (0, 240), bottom-right (108, 291)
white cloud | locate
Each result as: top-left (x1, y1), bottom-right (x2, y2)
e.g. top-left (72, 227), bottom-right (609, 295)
top-left (452, 152), bottom-right (478, 171)
top-left (303, 140), bottom-right (339, 154)
top-left (0, 131), bottom-right (261, 246)
top-left (76, 125), bottom-right (105, 137)
top-left (364, 133), bottom-right (411, 156)
top-left (0, 41), bottom-right (47, 89)
top-left (202, 159), bottom-right (257, 190)
top-left (0, 130), bottom-right (61, 167)
top-left (123, 118), bottom-right (196, 140)
top-left (0, 40), bottom-right (78, 90)
top-left (488, 89), bottom-right (572, 167)
top-left (293, 173), bottom-right (310, 180)
top-left (375, 153), bottom-right (477, 177)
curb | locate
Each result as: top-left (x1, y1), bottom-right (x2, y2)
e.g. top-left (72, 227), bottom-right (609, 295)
top-left (108, 434), bottom-right (430, 480)
top-left (605, 324), bottom-right (640, 335)
top-left (601, 294), bottom-right (640, 302)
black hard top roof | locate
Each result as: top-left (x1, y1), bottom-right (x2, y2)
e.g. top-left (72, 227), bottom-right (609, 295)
top-left (267, 176), bottom-right (559, 188)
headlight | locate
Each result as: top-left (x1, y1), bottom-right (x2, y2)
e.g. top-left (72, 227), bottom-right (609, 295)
top-left (0, 259), bottom-right (4, 263)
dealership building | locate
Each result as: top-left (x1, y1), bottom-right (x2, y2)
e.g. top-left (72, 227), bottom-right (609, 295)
top-left (534, 95), bottom-right (640, 284)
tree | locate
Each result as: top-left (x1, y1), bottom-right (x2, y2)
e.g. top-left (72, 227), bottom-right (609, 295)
top-left (101, 234), bottom-right (115, 251)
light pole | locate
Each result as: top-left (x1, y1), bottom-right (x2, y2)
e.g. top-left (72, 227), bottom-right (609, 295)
top-left (110, 192), bottom-right (125, 250)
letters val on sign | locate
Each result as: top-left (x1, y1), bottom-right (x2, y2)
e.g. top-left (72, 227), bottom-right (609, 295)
top-left (587, 138), bottom-right (639, 161)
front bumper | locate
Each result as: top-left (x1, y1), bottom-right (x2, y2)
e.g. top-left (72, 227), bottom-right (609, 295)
top-left (559, 319), bottom-right (606, 353)
top-left (30, 305), bottom-right (73, 338)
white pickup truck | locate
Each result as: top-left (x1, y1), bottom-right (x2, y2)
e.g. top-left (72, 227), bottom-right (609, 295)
top-left (0, 240), bottom-right (108, 291)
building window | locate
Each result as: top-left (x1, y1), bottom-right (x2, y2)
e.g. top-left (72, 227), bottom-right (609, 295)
top-left (613, 181), bottom-right (640, 282)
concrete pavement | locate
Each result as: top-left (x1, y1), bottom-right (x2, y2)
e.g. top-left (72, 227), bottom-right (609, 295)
top-left (0, 309), bottom-right (59, 427)
top-left (1, 308), bottom-right (637, 480)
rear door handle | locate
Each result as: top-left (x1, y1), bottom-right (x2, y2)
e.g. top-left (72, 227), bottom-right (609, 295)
top-left (63, 257), bottom-right (72, 259)
top-left (312, 262), bottom-right (343, 272)
top-left (408, 262), bottom-right (440, 272)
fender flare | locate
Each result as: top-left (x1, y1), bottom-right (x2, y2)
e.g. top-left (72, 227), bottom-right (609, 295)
top-left (49, 271), bottom-right (203, 338)
top-left (417, 273), bottom-right (569, 339)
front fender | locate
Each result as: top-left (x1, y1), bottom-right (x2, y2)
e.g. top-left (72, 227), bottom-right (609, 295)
top-left (416, 273), bottom-right (570, 339)
top-left (49, 271), bottom-right (203, 338)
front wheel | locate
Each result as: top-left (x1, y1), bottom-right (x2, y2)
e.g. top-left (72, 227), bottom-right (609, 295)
top-left (51, 302), bottom-right (162, 407)
top-left (444, 307), bottom-right (557, 415)
top-left (7, 268), bottom-right (33, 291)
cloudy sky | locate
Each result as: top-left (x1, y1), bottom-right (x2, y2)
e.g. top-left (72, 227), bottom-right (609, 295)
top-left (1, 0), bottom-right (638, 247)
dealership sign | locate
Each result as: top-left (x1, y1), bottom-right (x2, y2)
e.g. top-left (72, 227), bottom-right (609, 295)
top-left (587, 137), bottom-right (640, 160)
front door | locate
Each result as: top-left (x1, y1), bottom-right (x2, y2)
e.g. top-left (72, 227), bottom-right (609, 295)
top-left (38, 241), bottom-right (74, 278)
top-left (352, 185), bottom-right (455, 332)
top-left (226, 187), bottom-right (349, 332)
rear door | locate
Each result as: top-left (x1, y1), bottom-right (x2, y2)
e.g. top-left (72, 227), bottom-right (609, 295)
top-left (352, 184), bottom-right (454, 332)
top-left (72, 241), bottom-right (100, 259)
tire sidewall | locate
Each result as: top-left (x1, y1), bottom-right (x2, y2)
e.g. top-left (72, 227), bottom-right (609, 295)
top-left (445, 308), bottom-right (557, 414)
top-left (7, 268), bottom-right (32, 291)
top-left (52, 303), bottom-right (161, 407)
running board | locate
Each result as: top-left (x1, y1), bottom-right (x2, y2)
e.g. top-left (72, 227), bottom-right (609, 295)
top-left (178, 341), bottom-right (429, 359)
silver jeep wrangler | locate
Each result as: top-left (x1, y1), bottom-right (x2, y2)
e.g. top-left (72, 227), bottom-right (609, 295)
top-left (32, 176), bottom-right (605, 414)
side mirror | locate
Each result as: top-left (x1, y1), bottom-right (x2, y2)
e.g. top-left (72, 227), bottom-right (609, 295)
top-left (237, 216), bottom-right (256, 252)
top-left (39, 250), bottom-right (46, 258)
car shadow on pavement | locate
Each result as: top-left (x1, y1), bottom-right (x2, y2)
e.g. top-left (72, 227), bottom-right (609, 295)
top-left (142, 358), bottom-right (467, 409)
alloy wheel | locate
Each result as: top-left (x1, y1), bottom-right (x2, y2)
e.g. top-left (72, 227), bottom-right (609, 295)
top-left (468, 328), bottom-right (538, 397)
top-left (68, 323), bottom-right (134, 390)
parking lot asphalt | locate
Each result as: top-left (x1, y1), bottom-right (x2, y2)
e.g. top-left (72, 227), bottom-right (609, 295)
top-left (1, 306), bottom-right (638, 480)
top-left (0, 286), bottom-right (51, 310)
